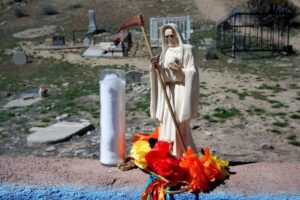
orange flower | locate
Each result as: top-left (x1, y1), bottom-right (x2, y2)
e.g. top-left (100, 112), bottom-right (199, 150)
top-left (180, 147), bottom-right (210, 192)
top-left (179, 147), bottom-right (228, 192)
top-left (199, 147), bottom-right (221, 182)
top-left (131, 128), bottom-right (159, 143)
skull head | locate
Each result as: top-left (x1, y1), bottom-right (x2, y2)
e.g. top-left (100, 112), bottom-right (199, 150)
top-left (164, 28), bottom-right (179, 48)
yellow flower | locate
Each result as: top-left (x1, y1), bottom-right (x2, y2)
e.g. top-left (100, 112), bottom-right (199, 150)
top-left (210, 154), bottom-right (229, 180)
top-left (130, 140), bottom-right (151, 169)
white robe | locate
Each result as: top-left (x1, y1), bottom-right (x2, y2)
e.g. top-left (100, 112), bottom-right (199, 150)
top-left (150, 27), bottom-right (199, 157)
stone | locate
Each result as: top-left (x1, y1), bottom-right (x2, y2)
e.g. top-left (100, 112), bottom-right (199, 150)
top-left (227, 58), bottom-right (242, 65)
top-left (27, 121), bottom-right (94, 146)
top-left (0, 21), bottom-right (7, 26)
top-left (62, 82), bottom-right (69, 87)
top-left (13, 48), bottom-right (27, 65)
top-left (42, 152), bottom-right (49, 157)
top-left (125, 70), bottom-right (143, 84)
top-left (46, 146), bottom-right (56, 152)
top-left (80, 119), bottom-right (90, 123)
top-left (205, 49), bottom-right (218, 60)
top-left (88, 153), bottom-right (99, 159)
top-left (55, 113), bottom-right (69, 121)
top-left (74, 149), bottom-right (85, 155)
top-left (126, 133), bottom-right (132, 141)
top-left (192, 125), bottom-right (200, 130)
top-left (260, 140), bottom-right (273, 150)
top-left (204, 131), bottom-right (212, 136)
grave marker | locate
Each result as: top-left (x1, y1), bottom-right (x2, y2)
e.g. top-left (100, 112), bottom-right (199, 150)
top-left (125, 70), bottom-right (143, 84)
top-left (52, 35), bottom-right (65, 46)
top-left (13, 48), bottom-right (27, 65)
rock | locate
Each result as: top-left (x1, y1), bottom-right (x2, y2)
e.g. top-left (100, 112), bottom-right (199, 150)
top-left (55, 114), bottom-right (69, 121)
top-left (204, 131), bottom-right (212, 136)
top-left (260, 140), bottom-right (273, 150)
top-left (125, 70), bottom-right (143, 84)
top-left (0, 21), bottom-right (7, 26)
top-left (126, 133), bottom-right (132, 141)
top-left (89, 136), bottom-right (99, 143)
top-left (192, 125), bottom-right (200, 130)
top-left (62, 82), bottom-right (69, 87)
top-left (14, 112), bottom-right (21, 116)
top-left (46, 146), bottom-right (56, 152)
top-left (227, 58), bottom-right (242, 65)
top-left (80, 119), bottom-right (90, 123)
top-left (87, 153), bottom-right (98, 159)
top-left (205, 49), bottom-right (218, 60)
top-left (74, 149), bottom-right (85, 155)
top-left (42, 152), bottom-right (48, 157)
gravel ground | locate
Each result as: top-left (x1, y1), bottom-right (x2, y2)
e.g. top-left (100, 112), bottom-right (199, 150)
top-left (0, 156), bottom-right (299, 198)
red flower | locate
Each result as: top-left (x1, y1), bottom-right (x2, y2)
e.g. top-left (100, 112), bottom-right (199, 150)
top-left (145, 141), bottom-right (185, 184)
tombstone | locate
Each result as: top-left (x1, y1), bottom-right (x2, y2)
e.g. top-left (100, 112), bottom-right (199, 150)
top-left (13, 48), bottom-right (27, 65)
top-left (52, 35), bottom-right (65, 46)
top-left (125, 70), bottom-right (143, 84)
top-left (205, 49), bottom-right (219, 60)
top-left (88, 9), bottom-right (96, 34)
top-left (83, 36), bottom-right (92, 46)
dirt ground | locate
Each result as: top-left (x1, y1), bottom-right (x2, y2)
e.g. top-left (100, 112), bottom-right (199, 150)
top-left (1, 0), bottom-right (300, 164)
top-left (2, 39), bottom-right (300, 163)
top-left (0, 156), bottom-right (299, 196)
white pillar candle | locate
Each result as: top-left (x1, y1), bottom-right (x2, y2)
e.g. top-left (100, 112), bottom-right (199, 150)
top-left (100, 73), bottom-right (126, 166)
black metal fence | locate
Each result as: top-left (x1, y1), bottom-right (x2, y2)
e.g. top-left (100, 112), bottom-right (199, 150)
top-left (217, 12), bottom-right (291, 57)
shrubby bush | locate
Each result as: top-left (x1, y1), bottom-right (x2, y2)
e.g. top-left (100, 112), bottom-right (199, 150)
top-left (41, 4), bottom-right (59, 15)
top-left (247, 0), bottom-right (299, 25)
top-left (14, 8), bottom-right (28, 18)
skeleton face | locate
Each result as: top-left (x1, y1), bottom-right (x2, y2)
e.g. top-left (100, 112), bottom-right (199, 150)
top-left (164, 28), bottom-right (178, 47)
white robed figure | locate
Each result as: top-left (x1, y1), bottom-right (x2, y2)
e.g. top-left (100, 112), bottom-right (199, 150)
top-left (150, 23), bottom-right (199, 157)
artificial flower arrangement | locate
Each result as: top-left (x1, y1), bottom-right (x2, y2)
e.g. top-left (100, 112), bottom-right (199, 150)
top-left (121, 128), bottom-right (229, 200)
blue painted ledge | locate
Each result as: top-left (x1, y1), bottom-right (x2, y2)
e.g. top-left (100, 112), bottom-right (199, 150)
top-left (0, 184), bottom-right (299, 200)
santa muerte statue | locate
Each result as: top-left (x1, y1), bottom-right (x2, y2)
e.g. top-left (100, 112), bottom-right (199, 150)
top-left (116, 15), bottom-right (229, 200)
